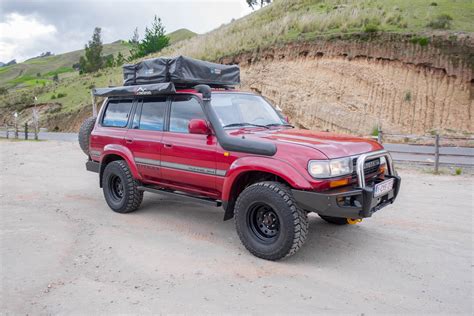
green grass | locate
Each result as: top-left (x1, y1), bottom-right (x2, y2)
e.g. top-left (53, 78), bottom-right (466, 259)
top-left (44, 66), bottom-right (74, 77)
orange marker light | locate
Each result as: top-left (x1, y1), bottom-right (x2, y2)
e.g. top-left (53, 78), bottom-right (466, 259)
top-left (224, 152), bottom-right (230, 157)
top-left (329, 178), bottom-right (349, 188)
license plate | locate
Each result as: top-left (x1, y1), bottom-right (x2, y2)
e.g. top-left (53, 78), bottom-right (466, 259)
top-left (374, 178), bottom-right (394, 197)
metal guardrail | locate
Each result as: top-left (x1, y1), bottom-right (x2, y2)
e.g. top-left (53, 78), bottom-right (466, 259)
top-left (375, 127), bottom-right (474, 172)
top-left (0, 123), bottom-right (38, 140)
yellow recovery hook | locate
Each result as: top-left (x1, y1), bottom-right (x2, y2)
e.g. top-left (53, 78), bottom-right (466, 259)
top-left (347, 218), bottom-right (362, 225)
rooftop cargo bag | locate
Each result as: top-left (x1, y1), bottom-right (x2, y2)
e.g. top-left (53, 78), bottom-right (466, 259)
top-left (123, 58), bottom-right (169, 86)
top-left (122, 56), bottom-right (240, 87)
top-left (168, 56), bottom-right (240, 87)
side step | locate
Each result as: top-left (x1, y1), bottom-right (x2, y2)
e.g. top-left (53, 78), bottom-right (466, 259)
top-left (137, 185), bottom-right (222, 207)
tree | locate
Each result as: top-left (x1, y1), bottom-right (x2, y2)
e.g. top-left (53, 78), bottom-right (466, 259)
top-left (129, 27), bottom-right (139, 45)
top-left (52, 73), bottom-right (59, 82)
top-left (104, 54), bottom-right (115, 68)
top-left (130, 16), bottom-right (169, 59)
top-left (246, 0), bottom-right (272, 9)
top-left (115, 52), bottom-right (125, 66)
top-left (79, 27), bottom-right (104, 73)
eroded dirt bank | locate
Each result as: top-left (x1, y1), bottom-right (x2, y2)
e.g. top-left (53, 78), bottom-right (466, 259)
top-left (222, 33), bottom-right (473, 135)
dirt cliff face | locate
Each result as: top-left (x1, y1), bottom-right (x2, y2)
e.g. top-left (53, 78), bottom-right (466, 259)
top-left (222, 33), bottom-right (473, 136)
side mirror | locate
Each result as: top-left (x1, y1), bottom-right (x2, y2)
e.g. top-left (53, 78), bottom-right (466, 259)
top-left (188, 119), bottom-right (211, 135)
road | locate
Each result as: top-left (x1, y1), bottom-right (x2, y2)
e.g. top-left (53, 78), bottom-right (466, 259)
top-left (1, 131), bottom-right (473, 166)
top-left (0, 140), bottom-right (472, 314)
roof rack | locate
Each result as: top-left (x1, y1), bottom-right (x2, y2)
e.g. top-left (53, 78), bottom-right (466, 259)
top-left (92, 82), bottom-right (176, 98)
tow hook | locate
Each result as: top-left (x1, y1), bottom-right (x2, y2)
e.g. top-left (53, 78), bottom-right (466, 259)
top-left (347, 218), bottom-right (362, 225)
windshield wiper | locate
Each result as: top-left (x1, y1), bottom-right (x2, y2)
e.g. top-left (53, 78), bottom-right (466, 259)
top-left (223, 123), bottom-right (269, 129)
top-left (265, 123), bottom-right (295, 128)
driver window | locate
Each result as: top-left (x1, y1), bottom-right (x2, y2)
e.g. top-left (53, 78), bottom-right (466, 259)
top-left (169, 95), bottom-right (206, 133)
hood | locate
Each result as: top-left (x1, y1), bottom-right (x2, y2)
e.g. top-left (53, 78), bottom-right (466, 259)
top-left (230, 128), bottom-right (383, 159)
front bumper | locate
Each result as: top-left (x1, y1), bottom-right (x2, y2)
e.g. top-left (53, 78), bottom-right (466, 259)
top-left (292, 149), bottom-right (401, 219)
top-left (292, 175), bottom-right (401, 219)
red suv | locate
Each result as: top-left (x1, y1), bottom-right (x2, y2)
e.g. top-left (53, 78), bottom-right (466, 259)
top-left (80, 57), bottom-right (400, 260)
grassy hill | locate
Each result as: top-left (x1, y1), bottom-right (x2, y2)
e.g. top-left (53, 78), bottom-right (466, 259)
top-left (0, 0), bottom-right (472, 131)
top-left (167, 28), bottom-right (197, 44)
top-left (0, 41), bottom-right (131, 89)
top-left (161, 0), bottom-right (474, 60)
top-left (0, 28), bottom-right (196, 90)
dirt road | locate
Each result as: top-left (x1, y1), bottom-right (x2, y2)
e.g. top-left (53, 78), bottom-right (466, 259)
top-left (1, 140), bottom-right (472, 314)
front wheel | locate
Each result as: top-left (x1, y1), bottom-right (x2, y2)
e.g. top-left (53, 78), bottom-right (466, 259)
top-left (234, 181), bottom-right (308, 261)
top-left (102, 160), bottom-right (143, 213)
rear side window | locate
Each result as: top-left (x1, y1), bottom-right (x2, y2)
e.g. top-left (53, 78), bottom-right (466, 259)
top-left (169, 95), bottom-right (206, 133)
top-left (139, 97), bottom-right (167, 131)
top-left (102, 99), bottom-right (133, 127)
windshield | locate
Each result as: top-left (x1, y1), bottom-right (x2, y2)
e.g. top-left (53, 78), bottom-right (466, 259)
top-left (211, 93), bottom-right (287, 128)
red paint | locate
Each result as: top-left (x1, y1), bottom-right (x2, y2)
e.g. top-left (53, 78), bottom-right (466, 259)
top-left (90, 89), bottom-right (386, 202)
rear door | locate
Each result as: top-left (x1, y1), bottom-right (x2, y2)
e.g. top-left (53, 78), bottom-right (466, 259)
top-left (125, 96), bottom-right (169, 183)
top-left (90, 98), bottom-right (134, 158)
top-left (160, 95), bottom-right (219, 197)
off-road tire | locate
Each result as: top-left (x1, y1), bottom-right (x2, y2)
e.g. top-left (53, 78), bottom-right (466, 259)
top-left (102, 160), bottom-right (143, 213)
top-left (319, 214), bottom-right (348, 225)
top-left (78, 117), bottom-right (96, 156)
top-left (234, 181), bottom-right (308, 261)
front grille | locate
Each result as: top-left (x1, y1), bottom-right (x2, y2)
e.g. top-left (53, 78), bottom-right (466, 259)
top-left (351, 157), bottom-right (380, 179)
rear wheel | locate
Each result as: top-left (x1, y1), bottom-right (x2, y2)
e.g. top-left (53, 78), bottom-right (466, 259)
top-left (318, 214), bottom-right (348, 225)
top-left (102, 160), bottom-right (143, 213)
top-left (234, 181), bottom-right (308, 261)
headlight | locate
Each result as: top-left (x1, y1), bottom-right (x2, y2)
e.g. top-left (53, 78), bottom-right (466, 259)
top-left (308, 158), bottom-right (352, 178)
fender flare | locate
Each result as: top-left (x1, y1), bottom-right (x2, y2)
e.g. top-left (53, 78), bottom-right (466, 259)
top-left (99, 144), bottom-right (142, 186)
top-left (221, 156), bottom-right (312, 203)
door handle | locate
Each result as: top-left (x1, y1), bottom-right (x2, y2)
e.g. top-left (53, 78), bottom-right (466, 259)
top-left (164, 143), bottom-right (173, 148)
top-left (125, 138), bottom-right (133, 144)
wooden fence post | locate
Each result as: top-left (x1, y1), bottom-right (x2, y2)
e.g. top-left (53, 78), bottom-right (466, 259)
top-left (14, 118), bottom-right (18, 139)
top-left (434, 133), bottom-right (440, 174)
top-left (24, 123), bottom-right (28, 140)
top-left (377, 126), bottom-right (383, 143)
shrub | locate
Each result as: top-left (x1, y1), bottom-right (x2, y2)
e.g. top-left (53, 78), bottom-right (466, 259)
top-left (430, 2), bottom-right (438, 6)
top-left (427, 14), bottom-right (453, 29)
top-left (364, 23), bottom-right (379, 33)
top-left (371, 126), bottom-right (379, 136)
top-left (0, 87), bottom-right (8, 95)
top-left (410, 36), bottom-right (430, 46)
top-left (455, 168), bottom-right (462, 175)
top-left (404, 91), bottom-right (412, 102)
top-left (56, 93), bottom-right (67, 98)
top-left (51, 94), bottom-right (56, 100)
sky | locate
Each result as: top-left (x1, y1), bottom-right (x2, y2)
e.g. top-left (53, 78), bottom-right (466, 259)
top-left (0, 0), bottom-right (253, 63)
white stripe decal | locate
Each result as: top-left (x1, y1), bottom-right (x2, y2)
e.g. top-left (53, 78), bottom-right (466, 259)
top-left (134, 157), bottom-right (226, 176)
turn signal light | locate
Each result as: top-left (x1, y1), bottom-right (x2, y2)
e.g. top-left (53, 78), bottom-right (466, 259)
top-left (329, 178), bottom-right (349, 188)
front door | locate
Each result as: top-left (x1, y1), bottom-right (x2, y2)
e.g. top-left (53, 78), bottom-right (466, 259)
top-left (160, 95), bottom-right (219, 198)
top-left (125, 96), bottom-right (168, 183)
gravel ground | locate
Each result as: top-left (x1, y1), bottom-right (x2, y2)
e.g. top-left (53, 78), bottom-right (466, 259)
top-left (1, 140), bottom-right (472, 315)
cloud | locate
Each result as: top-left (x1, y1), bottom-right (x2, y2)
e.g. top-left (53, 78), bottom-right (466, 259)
top-left (0, 0), bottom-right (252, 63)
top-left (0, 13), bottom-right (57, 62)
